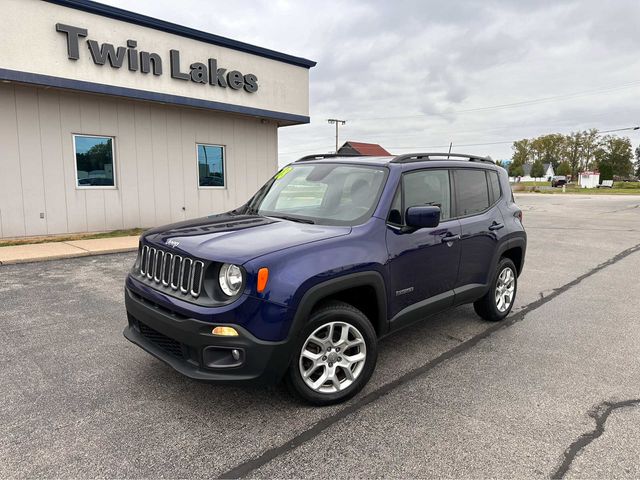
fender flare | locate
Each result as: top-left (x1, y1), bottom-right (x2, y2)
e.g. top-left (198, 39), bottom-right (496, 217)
top-left (496, 233), bottom-right (527, 273)
top-left (287, 271), bottom-right (388, 343)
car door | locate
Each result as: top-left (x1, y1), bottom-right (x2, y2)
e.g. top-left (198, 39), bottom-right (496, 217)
top-left (453, 168), bottom-right (505, 303)
top-left (386, 168), bottom-right (462, 330)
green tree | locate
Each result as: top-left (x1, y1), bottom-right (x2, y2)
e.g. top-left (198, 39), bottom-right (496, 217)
top-left (579, 129), bottom-right (600, 171)
top-left (511, 139), bottom-right (532, 166)
top-left (597, 136), bottom-right (633, 177)
top-left (565, 131), bottom-right (583, 178)
top-left (76, 141), bottom-right (113, 173)
top-left (556, 161), bottom-right (571, 176)
top-left (530, 160), bottom-right (545, 181)
top-left (599, 163), bottom-right (613, 181)
top-left (634, 146), bottom-right (640, 177)
top-left (509, 162), bottom-right (524, 178)
top-left (530, 133), bottom-right (566, 169)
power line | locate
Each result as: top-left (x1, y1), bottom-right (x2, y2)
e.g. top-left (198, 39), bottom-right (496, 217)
top-left (388, 140), bottom-right (514, 149)
top-left (280, 113), bottom-right (636, 153)
top-left (348, 81), bottom-right (640, 122)
top-left (279, 126), bottom-right (639, 157)
top-left (386, 126), bottom-right (639, 151)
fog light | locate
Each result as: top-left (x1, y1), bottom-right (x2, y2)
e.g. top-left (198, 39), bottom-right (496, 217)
top-left (212, 326), bottom-right (239, 336)
top-left (231, 349), bottom-right (241, 361)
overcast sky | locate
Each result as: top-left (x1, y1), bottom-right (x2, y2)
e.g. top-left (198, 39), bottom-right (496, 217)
top-left (102, 0), bottom-right (640, 165)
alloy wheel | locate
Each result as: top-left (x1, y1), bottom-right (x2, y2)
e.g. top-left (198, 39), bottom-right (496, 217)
top-left (495, 266), bottom-right (515, 312)
top-left (298, 321), bottom-right (367, 394)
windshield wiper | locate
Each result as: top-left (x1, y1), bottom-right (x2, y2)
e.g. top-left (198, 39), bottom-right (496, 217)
top-left (269, 214), bottom-right (315, 224)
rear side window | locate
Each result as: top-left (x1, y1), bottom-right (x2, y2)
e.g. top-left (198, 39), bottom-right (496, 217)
top-left (402, 169), bottom-right (451, 220)
top-left (488, 171), bottom-right (501, 203)
top-left (454, 169), bottom-right (490, 216)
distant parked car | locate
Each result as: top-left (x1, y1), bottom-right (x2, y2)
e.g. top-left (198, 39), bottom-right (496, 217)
top-left (551, 176), bottom-right (567, 187)
top-left (200, 175), bottom-right (225, 187)
top-left (78, 177), bottom-right (114, 186)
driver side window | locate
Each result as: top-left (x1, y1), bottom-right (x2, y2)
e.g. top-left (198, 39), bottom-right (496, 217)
top-left (402, 169), bottom-right (451, 221)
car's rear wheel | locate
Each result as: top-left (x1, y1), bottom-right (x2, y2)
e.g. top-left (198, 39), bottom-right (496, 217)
top-left (473, 257), bottom-right (517, 322)
top-left (285, 301), bottom-right (377, 405)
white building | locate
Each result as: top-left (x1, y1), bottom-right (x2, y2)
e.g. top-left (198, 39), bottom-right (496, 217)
top-left (516, 163), bottom-right (555, 182)
top-left (0, 0), bottom-right (314, 239)
top-left (578, 171), bottom-right (600, 189)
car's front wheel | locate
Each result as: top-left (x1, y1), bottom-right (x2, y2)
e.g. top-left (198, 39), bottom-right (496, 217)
top-left (473, 257), bottom-right (517, 322)
top-left (286, 301), bottom-right (377, 406)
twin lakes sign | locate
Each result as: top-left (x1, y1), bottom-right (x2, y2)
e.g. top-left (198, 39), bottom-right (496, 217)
top-left (55, 23), bottom-right (259, 93)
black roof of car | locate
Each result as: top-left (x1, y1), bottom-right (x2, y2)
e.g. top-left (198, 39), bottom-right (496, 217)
top-left (294, 152), bottom-right (495, 167)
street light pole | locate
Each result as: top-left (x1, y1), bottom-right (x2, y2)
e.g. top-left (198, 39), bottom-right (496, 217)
top-left (327, 119), bottom-right (346, 153)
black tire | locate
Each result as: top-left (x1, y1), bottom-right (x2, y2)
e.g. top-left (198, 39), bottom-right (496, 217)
top-left (285, 300), bottom-right (378, 406)
top-left (473, 257), bottom-right (517, 322)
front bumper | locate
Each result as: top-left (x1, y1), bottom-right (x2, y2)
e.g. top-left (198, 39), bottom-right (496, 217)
top-left (123, 287), bottom-right (292, 384)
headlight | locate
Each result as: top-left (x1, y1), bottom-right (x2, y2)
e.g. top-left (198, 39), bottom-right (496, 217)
top-left (219, 263), bottom-right (243, 297)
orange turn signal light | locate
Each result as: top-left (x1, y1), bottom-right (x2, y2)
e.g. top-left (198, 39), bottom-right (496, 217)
top-left (257, 267), bottom-right (269, 293)
top-left (212, 326), bottom-right (239, 337)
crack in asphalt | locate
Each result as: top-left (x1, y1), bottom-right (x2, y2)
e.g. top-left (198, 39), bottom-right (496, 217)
top-left (219, 242), bottom-right (640, 479)
top-left (441, 332), bottom-right (464, 343)
top-left (602, 203), bottom-right (640, 214)
top-left (551, 399), bottom-right (640, 479)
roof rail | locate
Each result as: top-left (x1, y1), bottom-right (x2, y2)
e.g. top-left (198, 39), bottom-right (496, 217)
top-left (295, 153), bottom-right (364, 162)
top-left (390, 152), bottom-right (494, 164)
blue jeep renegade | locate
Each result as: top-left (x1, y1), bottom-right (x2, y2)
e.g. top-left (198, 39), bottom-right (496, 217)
top-left (124, 152), bottom-right (526, 405)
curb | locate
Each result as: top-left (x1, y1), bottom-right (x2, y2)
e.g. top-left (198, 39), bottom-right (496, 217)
top-left (0, 246), bottom-right (138, 266)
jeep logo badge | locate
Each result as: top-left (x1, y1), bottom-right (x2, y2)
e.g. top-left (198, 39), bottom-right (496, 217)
top-left (165, 239), bottom-right (180, 248)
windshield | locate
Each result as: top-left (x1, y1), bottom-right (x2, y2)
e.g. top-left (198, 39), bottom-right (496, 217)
top-left (246, 163), bottom-right (388, 226)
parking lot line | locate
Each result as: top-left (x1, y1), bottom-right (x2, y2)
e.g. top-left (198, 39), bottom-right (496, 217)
top-left (220, 242), bottom-right (640, 479)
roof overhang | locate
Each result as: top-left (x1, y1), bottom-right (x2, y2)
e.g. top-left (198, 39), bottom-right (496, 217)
top-left (0, 0), bottom-right (314, 125)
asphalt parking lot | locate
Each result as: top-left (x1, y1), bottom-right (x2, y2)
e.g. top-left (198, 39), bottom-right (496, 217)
top-left (1, 193), bottom-right (639, 479)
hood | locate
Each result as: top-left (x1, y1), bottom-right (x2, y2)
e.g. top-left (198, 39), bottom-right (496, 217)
top-left (142, 213), bottom-right (351, 264)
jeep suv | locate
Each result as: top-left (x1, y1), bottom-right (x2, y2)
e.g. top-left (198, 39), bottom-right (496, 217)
top-left (123, 152), bottom-right (526, 405)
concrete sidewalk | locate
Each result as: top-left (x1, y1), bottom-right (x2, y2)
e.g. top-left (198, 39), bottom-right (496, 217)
top-left (0, 236), bottom-right (139, 265)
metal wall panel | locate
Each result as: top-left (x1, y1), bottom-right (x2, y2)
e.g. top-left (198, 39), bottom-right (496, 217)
top-left (0, 83), bottom-right (278, 238)
top-left (14, 87), bottom-right (48, 236)
top-left (0, 84), bottom-right (25, 237)
top-left (99, 99), bottom-right (125, 231)
top-left (38, 92), bottom-right (68, 235)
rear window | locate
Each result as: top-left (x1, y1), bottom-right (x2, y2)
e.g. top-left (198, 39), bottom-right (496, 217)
top-left (454, 169), bottom-right (490, 216)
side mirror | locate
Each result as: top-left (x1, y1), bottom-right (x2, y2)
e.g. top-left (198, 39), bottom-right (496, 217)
top-left (405, 205), bottom-right (441, 229)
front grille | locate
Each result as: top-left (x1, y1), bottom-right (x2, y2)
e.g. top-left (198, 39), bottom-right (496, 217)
top-left (138, 320), bottom-right (185, 358)
top-left (139, 245), bottom-right (205, 298)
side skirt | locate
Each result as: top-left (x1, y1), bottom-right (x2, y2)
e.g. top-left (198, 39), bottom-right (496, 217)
top-left (387, 282), bottom-right (490, 334)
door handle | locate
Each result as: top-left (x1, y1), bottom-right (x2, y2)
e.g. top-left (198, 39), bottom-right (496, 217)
top-left (441, 234), bottom-right (460, 243)
top-left (489, 222), bottom-right (504, 231)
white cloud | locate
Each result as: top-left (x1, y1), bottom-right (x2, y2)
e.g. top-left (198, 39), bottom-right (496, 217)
top-left (101, 0), bottom-right (640, 165)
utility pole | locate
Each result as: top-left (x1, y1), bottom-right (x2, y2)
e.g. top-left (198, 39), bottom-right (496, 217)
top-left (327, 119), bottom-right (346, 153)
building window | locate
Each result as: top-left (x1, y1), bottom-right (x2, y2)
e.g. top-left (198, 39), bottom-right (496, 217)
top-left (74, 135), bottom-right (116, 188)
top-left (197, 144), bottom-right (225, 188)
